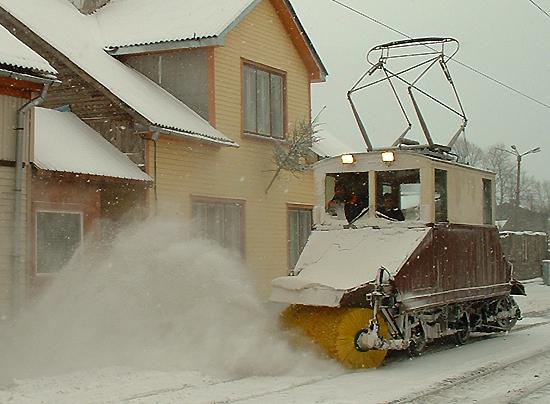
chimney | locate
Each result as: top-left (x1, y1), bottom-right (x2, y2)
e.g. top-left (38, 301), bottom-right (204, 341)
top-left (69, 0), bottom-right (110, 14)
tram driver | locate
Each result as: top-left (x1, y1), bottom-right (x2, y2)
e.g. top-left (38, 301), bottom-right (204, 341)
top-left (378, 193), bottom-right (405, 221)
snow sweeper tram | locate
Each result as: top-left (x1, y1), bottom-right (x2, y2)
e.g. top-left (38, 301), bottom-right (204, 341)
top-left (270, 38), bottom-right (525, 369)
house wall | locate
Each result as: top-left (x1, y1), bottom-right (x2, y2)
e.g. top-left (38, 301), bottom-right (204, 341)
top-left (0, 94), bottom-right (30, 318)
top-left (30, 173), bottom-right (102, 296)
top-left (124, 50), bottom-right (210, 120)
top-left (150, 0), bottom-right (315, 297)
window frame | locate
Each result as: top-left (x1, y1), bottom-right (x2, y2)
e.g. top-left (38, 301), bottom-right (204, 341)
top-left (191, 196), bottom-right (246, 257)
top-left (35, 209), bottom-right (84, 275)
top-left (434, 169), bottom-right (448, 223)
top-left (287, 204), bottom-right (313, 271)
top-left (482, 178), bottom-right (493, 225)
top-left (375, 169), bottom-right (421, 221)
top-left (241, 59), bottom-right (287, 140)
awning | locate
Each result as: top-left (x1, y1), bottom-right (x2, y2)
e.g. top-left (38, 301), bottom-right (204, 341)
top-left (33, 107), bottom-right (152, 182)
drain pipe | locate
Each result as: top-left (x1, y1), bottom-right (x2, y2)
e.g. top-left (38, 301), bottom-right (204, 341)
top-left (11, 82), bottom-right (52, 316)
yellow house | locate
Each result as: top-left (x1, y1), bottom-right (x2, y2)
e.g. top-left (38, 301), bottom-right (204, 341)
top-left (0, 0), bottom-right (327, 298)
top-left (123, 1), bottom-right (327, 295)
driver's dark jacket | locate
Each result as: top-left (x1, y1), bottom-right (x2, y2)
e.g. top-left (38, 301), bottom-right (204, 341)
top-left (378, 207), bottom-right (405, 221)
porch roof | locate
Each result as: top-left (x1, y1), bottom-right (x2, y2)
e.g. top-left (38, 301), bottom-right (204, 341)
top-left (0, 24), bottom-right (56, 77)
top-left (33, 107), bottom-right (152, 182)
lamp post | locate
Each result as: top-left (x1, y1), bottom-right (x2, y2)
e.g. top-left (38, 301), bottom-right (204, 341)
top-left (497, 145), bottom-right (541, 208)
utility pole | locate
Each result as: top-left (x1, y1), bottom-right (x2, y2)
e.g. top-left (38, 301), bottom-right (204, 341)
top-left (515, 153), bottom-right (521, 209)
top-left (497, 145), bottom-right (541, 229)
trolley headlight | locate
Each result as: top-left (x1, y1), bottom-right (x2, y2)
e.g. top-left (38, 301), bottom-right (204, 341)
top-left (341, 154), bottom-right (356, 164)
top-left (381, 151), bottom-right (395, 164)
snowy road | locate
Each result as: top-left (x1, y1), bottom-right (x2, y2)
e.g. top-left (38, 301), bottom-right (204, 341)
top-left (2, 282), bottom-right (550, 403)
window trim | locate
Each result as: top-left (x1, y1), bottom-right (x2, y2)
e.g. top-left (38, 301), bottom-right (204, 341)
top-left (287, 203), bottom-right (313, 271)
top-left (34, 209), bottom-right (84, 276)
top-left (191, 195), bottom-right (246, 257)
top-left (434, 168), bottom-right (448, 223)
top-left (241, 58), bottom-right (287, 140)
top-left (482, 178), bottom-right (493, 225)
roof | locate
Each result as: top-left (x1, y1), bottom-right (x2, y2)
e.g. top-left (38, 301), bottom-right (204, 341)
top-left (97, 0), bottom-right (255, 48)
top-left (0, 0), bottom-right (237, 147)
top-left (0, 24), bottom-right (56, 77)
top-left (310, 129), bottom-right (359, 158)
top-left (314, 148), bottom-right (496, 177)
top-left (96, 0), bottom-right (327, 81)
top-left (33, 107), bottom-right (152, 181)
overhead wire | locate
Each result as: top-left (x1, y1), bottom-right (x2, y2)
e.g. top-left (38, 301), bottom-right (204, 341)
top-left (527, 0), bottom-right (550, 20)
top-left (328, 0), bottom-right (550, 111)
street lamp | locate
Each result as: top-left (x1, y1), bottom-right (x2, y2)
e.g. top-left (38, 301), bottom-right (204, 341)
top-left (497, 145), bottom-right (541, 208)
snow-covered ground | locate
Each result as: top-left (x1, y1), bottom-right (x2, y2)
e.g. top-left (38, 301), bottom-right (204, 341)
top-left (1, 221), bottom-right (549, 403)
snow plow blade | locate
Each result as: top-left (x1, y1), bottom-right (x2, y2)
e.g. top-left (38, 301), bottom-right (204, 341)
top-left (271, 226), bottom-right (429, 307)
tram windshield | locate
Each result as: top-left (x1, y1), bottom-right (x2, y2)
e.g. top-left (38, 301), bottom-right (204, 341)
top-left (325, 169), bottom-right (421, 224)
top-left (376, 169), bottom-right (421, 221)
top-left (325, 172), bottom-right (369, 223)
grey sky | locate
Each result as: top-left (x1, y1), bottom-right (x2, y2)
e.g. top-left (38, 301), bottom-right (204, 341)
top-left (292, 0), bottom-right (550, 181)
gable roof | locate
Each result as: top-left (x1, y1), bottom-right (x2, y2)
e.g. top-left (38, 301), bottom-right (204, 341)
top-left (0, 24), bottom-right (56, 78)
top-left (0, 0), bottom-right (237, 147)
top-left (34, 107), bottom-right (152, 181)
top-left (97, 0), bottom-right (256, 49)
top-left (97, 0), bottom-right (327, 82)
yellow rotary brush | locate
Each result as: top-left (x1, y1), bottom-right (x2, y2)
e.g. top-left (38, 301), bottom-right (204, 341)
top-left (281, 305), bottom-right (388, 369)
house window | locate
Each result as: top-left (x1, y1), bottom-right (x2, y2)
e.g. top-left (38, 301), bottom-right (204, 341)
top-left (36, 211), bottom-right (82, 274)
top-left (435, 169), bottom-right (448, 222)
top-left (288, 207), bottom-right (312, 270)
top-left (243, 63), bottom-right (285, 139)
top-left (483, 178), bottom-right (493, 225)
top-left (192, 199), bottom-right (244, 255)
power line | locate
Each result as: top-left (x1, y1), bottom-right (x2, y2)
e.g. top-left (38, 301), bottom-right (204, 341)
top-left (528, 0), bottom-right (550, 20)
top-left (328, 0), bottom-right (550, 111)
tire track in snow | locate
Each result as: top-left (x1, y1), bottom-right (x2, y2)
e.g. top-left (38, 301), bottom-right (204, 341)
top-left (122, 377), bottom-right (246, 402)
top-left (390, 347), bottom-right (550, 403)
top-left (122, 313), bottom-right (550, 403)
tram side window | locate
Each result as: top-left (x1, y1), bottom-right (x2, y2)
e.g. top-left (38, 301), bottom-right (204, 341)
top-left (375, 169), bottom-right (420, 221)
top-left (435, 169), bottom-right (448, 222)
top-left (483, 178), bottom-right (493, 224)
top-left (325, 172), bottom-right (369, 223)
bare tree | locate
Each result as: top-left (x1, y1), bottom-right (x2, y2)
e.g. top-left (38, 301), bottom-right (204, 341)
top-left (265, 119), bottom-right (320, 194)
top-left (483, 144), bottom-right (516, 205)
top-left (453, 136), bottom-right (485, 167)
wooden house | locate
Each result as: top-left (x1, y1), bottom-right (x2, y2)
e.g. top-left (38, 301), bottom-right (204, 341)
top-left (0, 0), bottom-right (327, 298)
top-left (30, 107), bottom-right (152, 296)
top-left (0, 25), bottom-right (57, 317)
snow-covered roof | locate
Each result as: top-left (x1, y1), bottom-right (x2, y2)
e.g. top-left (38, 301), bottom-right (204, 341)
top-left (96, 0), bottom-right (256, 49)
top-left (0, 0), bottom-right (237, 147)
top-left (34, 107), bottom-right (152, 182)
top-left (0, 24), bottom-right (56, 77)
top-left (271, 226), bottom-right (429, 307)
top-left (311, 129), bottom-right (361, 158)
top-left (95, 0), bottom-right (327, 81)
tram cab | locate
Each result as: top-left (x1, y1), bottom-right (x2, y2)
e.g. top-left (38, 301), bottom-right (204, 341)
top-left (315, 149), bottom-right (495, 231)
